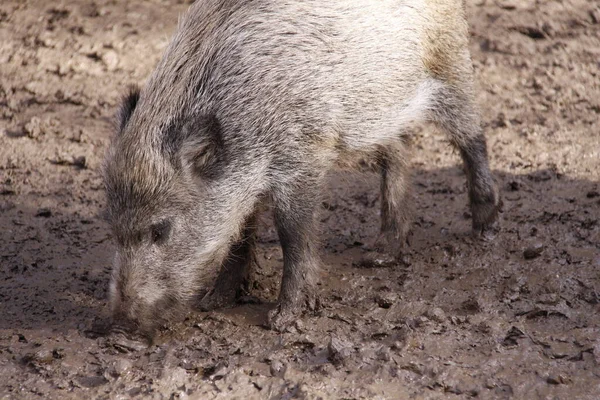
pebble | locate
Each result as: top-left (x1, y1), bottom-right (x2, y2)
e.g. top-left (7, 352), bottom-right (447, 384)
top-left (327, 336), bottom-right (353, 365)
top-left (113, 359), bottom-right (133, 377)
top-left (269, 360), bottom-right (287, 378)
top-left (375, 292), bottom-right (396, 309)
top-left (524, 243), bottom-right (544, 259)
top-left (30, 349), bottom-right (54, 364)
top-left (101, 50), bottom-right (119, 71)
top-left (376, 346), bottom-right (391, 362)
top-left (425, 307), bottom-right (447, 323)
top-left (546, 374), bottom-right (570, 385)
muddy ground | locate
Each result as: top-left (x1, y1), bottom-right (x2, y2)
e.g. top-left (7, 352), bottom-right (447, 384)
top-left (0, 0), bottom-right (599, 399)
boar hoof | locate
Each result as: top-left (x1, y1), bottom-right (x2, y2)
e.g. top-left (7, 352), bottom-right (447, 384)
top-left (472, 197), bottom-right (503, 241)
top-left (267, 294), bottom-right (321, 332)
top-left (267, 294), bottom-right (319, 332)
top-left (267, 305), bottom-right (298, 332)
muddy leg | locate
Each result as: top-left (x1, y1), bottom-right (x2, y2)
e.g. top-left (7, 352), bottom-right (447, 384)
top-left (267, 181), bottom-right (320, 331)
top-left (432, 86), bottom-right (502, 238)
top-left (198, 214), bottom-right (258, 311)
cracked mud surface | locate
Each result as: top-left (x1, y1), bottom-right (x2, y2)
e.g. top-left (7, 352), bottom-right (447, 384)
top-left (1, 0), bottom-right (599, 398)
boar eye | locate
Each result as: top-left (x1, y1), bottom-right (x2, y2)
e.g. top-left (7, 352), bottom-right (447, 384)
top-left (150, 220), bottom-right (171, 244)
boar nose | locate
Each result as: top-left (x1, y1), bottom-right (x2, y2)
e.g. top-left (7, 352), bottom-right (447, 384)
top-left (111, 293), bottom-right (142, 331)
top-left (110, 310), bottom-right (155, 346)
top-left (110, 296), bottom-right (158, 342)
top-left (111, 309), bottom-right (137, 334)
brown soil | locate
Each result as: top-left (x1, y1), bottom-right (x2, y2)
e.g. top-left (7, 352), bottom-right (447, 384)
top-left (1, 0), bottom-right (599, 399)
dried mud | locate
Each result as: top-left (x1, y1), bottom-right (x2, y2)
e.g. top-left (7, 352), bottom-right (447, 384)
top-left (1, 0), bottom-right (599, 399)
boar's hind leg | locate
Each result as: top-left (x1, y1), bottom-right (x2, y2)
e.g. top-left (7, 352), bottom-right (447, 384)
top-left (431, 85), bottom-right (502, 238)
top-left (198, 214), bottom-right (258, 311)
top-left (378, 143), bottom-right (413, 257)
top-left (268, 180), bottom-right (321, 331)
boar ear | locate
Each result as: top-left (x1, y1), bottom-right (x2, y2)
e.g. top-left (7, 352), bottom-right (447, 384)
top-left (179, 113), bottom-right (224, 176)
top-left (116, 85), bottom-right (140, 133)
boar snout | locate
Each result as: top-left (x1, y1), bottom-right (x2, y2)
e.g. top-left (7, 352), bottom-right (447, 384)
top-left (110, 301), bottom-right (154, 343)
top-left (110, 284), bottom-right (183, 343)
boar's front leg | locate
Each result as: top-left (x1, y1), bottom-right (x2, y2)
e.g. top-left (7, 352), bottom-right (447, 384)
top-left (198, 214), bottom-right (258, 311)
top-left (267, 178), bottom-right (321, 331)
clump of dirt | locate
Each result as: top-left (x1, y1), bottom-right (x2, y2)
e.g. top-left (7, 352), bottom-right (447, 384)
top-left (1, 0), bottom-right (599, 398)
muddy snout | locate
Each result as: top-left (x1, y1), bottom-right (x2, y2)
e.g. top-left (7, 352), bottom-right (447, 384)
top-left (108, 312), bottom-right (155, 350)
top-left (108, 297), bottom-right (162, 347)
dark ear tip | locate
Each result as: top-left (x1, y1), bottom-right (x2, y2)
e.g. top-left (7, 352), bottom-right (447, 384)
top-left (116, 84), bottom-right (141, 133)
top-left (124, 84), bottom-right (140, 100)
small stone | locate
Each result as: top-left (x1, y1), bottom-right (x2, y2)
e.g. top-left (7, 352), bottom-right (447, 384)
top-left (101, 50), bottom-right (119, 71)
top-left (425, 307), bottom-right (447, 323)
top-left (391, 341), bottom-right (405, 351)
top-left (524, 243), bottom-right (544, 260)
top-left (377, 346), bottom-right (391, 362)
top-left (294, 319), bottom-right (305, 333)
top-left (375, 292), bottom-right (396, 309)
top-left (546, 374), bottom-right (570, 385)
top-left (327, 336), bottom-right (353, 366)
top-left (269, 360), bottom-right (287, 378)
top-left (31, 349), bottom-right (54, 364)
top-left (207, 362), bottom-right (228, 381)
top-left (112, 359), bottom-right (133, 377)
top-left (484, 379), bottom-right (496, 389)
top-left (179, 360), bottom-right (196, 371)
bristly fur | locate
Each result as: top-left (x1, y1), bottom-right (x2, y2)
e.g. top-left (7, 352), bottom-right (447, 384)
top-left (102, 0), bottom-right (501, 336)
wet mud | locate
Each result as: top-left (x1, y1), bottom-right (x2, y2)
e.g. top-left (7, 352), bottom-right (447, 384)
top-left (1, 0), bottom-right (599, 398)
